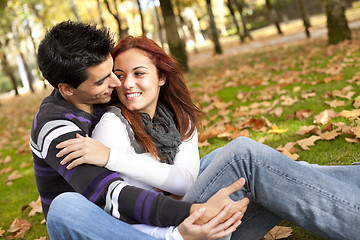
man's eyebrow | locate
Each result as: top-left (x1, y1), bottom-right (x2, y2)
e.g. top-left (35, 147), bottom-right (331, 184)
top-left (95, 73), bottom-right (111, 84)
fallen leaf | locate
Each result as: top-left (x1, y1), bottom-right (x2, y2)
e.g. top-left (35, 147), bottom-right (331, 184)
top-left (319, 129), bottom-right (341, 140)
top-left (0, 227), bottom-right (5, 236)
top-left (345, 137), bottom-right (358, 143)
top-left (268, 125), bottom-right (287, 134)
top-left (313, 109), bottom-right (338, 125)
top-left (198, 140), bottom-right (210, 148)
top-left (34, 237), bottom-right (47, 240)
top-left (7, 170), bottom-right (23, 181)
top-left (280, 95), bottom-right (298, 106)
top-left (7, 218), bottom-right (31, 238)
top-left (297, 136), bottom-right (321, 150)
top-left (3, 156), bottom-right (11, 164)
top-left (301, 90), bottom-right (316, 99)
top-left (263, 226), bottom-right (293, 240)
top-left (295, 109), bottom-right (313, 120)
top-left (354, 99), bottom-right (360, 109)
top-left (296, 125), bottom-right (321, 135)
top-left (325, 99), bottom-right (345, 108)
top-left (339, 109), bottom-right (360, 121)
top-left (269, 107), bottom-right (283, 118)
top-left (28, 197), bottom-right (43, 217)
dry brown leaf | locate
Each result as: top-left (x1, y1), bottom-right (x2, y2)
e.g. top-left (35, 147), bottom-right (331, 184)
top-left (354, 99), bottom-right (360, 109)
top-left (0, 227), bottom-right (5, 237)
top-left (263, 226), bottom-right (293, 240)
top-left (34, 237), bottom-right (47, 240)
top-left (28, 197), bottom-right (43, 217)
top-left (339, 109), bottom-right (360, 121)
top-left (313, 109), bottom-right (338, 125)
top-left (7, 170), bottom-right (23, 182)
top-left (246, 118), bottom-right (267, 132)
top-left (345, 137), bottom-right (358, 143)
top-left (3, 155), bottom-right (11, 164)
top-left (297, 136), bottom-right (321, 150)
top-left (281, 149), bottom-right (299, 160)
top-left (295, 109), bottom-right (313, 120)
top-left (324, 75), bottom-right (342, 83)
top-left (257, 136), bottom-right (267, 144)
top-left (280, 95), bottom-right (298, 106)
top-left (270, 107), bottom-right (283, 118)
top-left (198, 140), bottom-right (210, 148)
top-left (7, 218), bottom-right (31, 238)
top-left (20, 162), bottom-right (30, 168)
top-left (325, 99), bottom-right (345, 108)
top-left (319, 129), bottom-right (341, 140)
top-left (301, 90), bottom-right (316, 99)
top-left (333, 122), bottom-right (353, 135)
top-left (296, 125), bottom-right (321, 136)
top-left (352, 125), bottom-right (360, 138)
top-left (0, 167), bottom-right (12, 176)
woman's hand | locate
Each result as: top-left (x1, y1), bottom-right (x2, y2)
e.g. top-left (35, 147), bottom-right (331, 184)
top-left (56, 134), bottom-right (110, 169)
top-left (178, 204), bottom-right (242, 240)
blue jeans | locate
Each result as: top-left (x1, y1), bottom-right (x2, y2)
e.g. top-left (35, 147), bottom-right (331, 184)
top-left (47, 137), bottom-right (360, 240)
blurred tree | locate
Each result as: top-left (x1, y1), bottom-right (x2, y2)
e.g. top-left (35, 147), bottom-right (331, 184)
top-left (96, 0), bottom-right (106, 27)
top-left (226, 0), bottom-right (245, 43)
top-left (151, 0), bottom-right (165, 48)
top-left (135, 0), bottom-right (146, 35)
top-left (233, 0), bottom-right (252, 40)
top-left (322, 0), bottom-right (351, 44)
top-left (206, 0), bottom-right (222, 54)
top-left (159, 0), bottom-right (189, 72)
top-left (265, 0), bottom-right (283, 35)
top-left (67, 0), bottom-right (81, 21)
top-left (0, 39), bottom-right (19, 95)
top-left (298, 0), bottom-right (311, 38)
top-left (104, 0), bottom-right (128, 38)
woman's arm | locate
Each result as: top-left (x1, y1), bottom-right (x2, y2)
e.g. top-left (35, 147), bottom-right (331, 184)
top-left (58, 111), bottom-right (200, 196)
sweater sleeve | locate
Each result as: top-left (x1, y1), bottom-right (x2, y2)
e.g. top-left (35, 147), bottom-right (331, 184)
top-left (92, 111), bottom-right (200, 196)
top-left (30, 117), bottom-right (191, 226)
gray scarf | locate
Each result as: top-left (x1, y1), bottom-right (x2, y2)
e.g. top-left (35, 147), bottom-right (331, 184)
top-left (140, 102), bottom-right (181, 165)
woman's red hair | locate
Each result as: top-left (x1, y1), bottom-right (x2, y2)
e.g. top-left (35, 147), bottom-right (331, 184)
top-left (111, 36), bottom-right (202, 160)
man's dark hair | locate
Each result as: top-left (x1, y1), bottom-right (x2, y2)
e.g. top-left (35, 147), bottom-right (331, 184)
top-left (37, 21), bottom-right (115, 88)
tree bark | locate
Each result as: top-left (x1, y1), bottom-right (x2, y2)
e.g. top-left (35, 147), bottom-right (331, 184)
top-left (265, 0), bottom-right (283, 35)
top-left (67, 0), bottom-right (81, 21)
top-left (159, 0), bottom-right (189, 72)
top-left (322, 0), bottom-right (351, 44)
top-left (104, 0), bottom-right (128, 38)
top-left (96, 0), bottom-right (106, 27)
top-left (152, 1), bottom-right (165, 48)
top-left (226, 0), bottom-right (245, 43)
top-left (234, 0), bottom-right (252, 40)
top-left (1, 51), bottom-right (19, 95)
top-left (298, 0), bottom-right (311, 38)
top-left (136, 0), bottom-right (146, 36)
top-left (206, 0), bottom-right (222, 54)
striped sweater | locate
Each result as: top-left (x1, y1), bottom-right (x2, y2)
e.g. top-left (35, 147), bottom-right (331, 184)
top-left (30, 89), bottom-right (191, 226)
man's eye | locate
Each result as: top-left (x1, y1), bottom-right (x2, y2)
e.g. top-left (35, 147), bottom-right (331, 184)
top-left (96, 80), bottom-right (105, 86)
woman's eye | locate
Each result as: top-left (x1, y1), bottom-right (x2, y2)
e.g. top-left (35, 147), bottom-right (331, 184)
top-left (116, 74), bottom-right (125, 80)
top-left (135, 72), bottom-right (145, 77)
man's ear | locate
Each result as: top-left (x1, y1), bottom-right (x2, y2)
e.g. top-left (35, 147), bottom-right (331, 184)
top-left (58, 83), bottom-right (74, 96)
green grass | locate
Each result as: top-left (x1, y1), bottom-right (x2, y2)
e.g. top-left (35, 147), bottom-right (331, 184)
top-left (2, 30), bottom-right (360, 239)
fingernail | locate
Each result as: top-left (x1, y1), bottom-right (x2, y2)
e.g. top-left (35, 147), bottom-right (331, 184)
top-left (60, 161), bottom-right (64, 165)
top-left (199, 207), bottom-right (205, 213)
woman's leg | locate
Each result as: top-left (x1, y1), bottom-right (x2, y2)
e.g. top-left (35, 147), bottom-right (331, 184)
top-left (47, 192), bottom-right (159, 240)
top-left (183, 137), bottom-right (360, 240)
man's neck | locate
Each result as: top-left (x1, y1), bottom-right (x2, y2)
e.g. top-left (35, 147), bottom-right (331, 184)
top-left (60, 92), bottom-right (94, 114)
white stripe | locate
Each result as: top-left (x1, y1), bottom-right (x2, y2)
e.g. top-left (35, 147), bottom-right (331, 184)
top-left (30, 143), bottom-right (42, 158)
top-left (41, 125), bottom-right (81, 158)
top-left (111, 182), bottom-right (128, 219)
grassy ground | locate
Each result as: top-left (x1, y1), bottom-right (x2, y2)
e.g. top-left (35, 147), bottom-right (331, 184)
top-left (1, 23), bottom-right (360, 240)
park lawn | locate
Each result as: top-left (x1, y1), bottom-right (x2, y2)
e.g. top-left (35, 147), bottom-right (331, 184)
top-left (1, 31), bottom-right (360, 239)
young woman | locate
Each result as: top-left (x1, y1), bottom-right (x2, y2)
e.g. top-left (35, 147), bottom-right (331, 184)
top-left (58, 36), bottom-right (360, 240)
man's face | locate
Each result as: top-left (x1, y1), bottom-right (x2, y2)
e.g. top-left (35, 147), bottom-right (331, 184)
top-left (69, 55), bottom-right (121, 113)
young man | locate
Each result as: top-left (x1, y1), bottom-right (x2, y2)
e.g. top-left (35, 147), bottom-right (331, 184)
top-left (31, 21), bottom-right (247, 239)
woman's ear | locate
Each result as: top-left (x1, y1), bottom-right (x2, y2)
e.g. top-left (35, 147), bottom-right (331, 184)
top-left (159, 76), bottom-right (166, 87)
top-left (58, 83), bottom-right (74, 96)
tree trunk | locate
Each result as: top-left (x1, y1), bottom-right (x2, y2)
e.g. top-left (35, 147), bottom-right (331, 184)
top-left (67, 0), bottom-right (81, 21)
top-left (159, 0), bottom-right (189, 72)
top-left (104, 0), bottom-right (127, 38)
top-left (1, 51), bottom-right (19, 95)
top-left (265, 0), bottom-right (283, 35)
top-left (226, 0), bottom-right (245, 43)
top-left (153, 1), bottom-right (165, 48)
top-left (298, 0), bottom-right (311, 38)
top-left (136, 0), bottom-right (146, 36)
top-left (206, 0), bottom-right (222, 54)
top-left (322, 0), bottom-right (351, 44)
top-left (96, 0), bottom-right (106, 27)
top-left (19, 51), bottom-right (35, 93)
top-left (174, 0), bottom-right (188, 42)
top-left (234, 0), bottom-right (252, 40)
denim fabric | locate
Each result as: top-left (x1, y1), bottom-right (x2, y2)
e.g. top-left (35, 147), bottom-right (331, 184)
top-left (183, 137), bottom-right (360, 240)
top-left (47, 192), bottom-right (159, 240)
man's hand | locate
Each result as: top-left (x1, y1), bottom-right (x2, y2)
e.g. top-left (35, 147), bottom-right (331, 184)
top-left (178, 204), bottom-right (242, 240)
top-left (190, 178), bottom-right (249, 225)
top-left (56, 133), bottom-right (110, 169)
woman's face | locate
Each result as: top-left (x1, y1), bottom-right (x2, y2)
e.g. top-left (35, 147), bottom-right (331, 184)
top-left (113, 48), bottom-right (165, 118)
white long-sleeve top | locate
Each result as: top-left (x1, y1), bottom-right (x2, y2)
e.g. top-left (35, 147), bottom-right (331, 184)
top-left (91, 107), bottom-right (200, 239)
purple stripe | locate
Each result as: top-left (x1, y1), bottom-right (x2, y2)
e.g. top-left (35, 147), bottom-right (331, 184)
top-left (33, 163), bottom-right (59, 177)
top-left (143, 191), bottom-right (159, 225)
top-left (89, 172), bottom-right (119, 202)
top-left (40, 196), bottom-right (52, 205)
top-left (64, 168), bottom-right (76, 182)
top-left (65, 113), bottom-right (92, 124)
top-left (84, 171), bottom-right (113, 198)
top-left (134, 191), bottom-right (148, 223)
top-left (58, 164), bottom-right (66, 176)
top-left (34, 111), bottom-right (39, 130)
